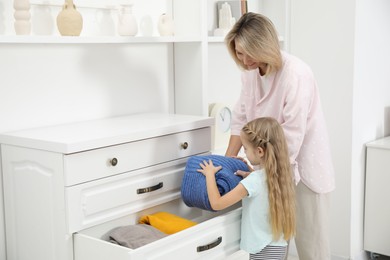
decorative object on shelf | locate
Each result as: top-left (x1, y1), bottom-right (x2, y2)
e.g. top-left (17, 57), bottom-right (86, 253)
top-left (13, 0), bottom-right (31, 35)
top-left (214, 2), bottom-right (235, 37)
top-left (0, 1), bottom-right (5, 34)
top-left (95, 7), bottom-right (115, 36)
top-left (139, 15), bottom-right (153, 36)
top-left (157, 13), bottom-right (174, 36)
top-left (117, 4), bottom-right (138, 36)
top-left (209, 103), bottom-right (232, 151)
top-left (56, 0), bottom-right (83, 36)
top-left (32, 2), bottom-right (54, 35)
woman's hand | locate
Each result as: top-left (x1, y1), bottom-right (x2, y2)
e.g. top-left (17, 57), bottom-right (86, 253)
top-left (231, 156), bottom-right (254, 175)
top-left (197, 160), bottom-right (222, 177)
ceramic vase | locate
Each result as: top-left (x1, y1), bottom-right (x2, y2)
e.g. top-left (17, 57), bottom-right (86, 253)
top-left (57, 0), bottom-right (83, 36)
top-left (32, 3), bottom-right (54, 35)
top-left (214, 2), bottom-right (235, 37)
top-left (139, 15), bottom-right (153, 36)
top-left (13, 0), bottom-right (31, 35)
top-left (96, 8), bottom-right (115, 36)
top-left (157, 13), bottom-right (174, 36)
top-left (117, 5), bottom-right (137, 36)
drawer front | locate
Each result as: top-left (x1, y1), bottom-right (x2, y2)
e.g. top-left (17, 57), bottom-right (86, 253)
top-left (66, 158), bottom-right (193, 233)
top-left (74, 205), bottom-right (242, 260)
top-left (64, 127), bottom-right (210, 186)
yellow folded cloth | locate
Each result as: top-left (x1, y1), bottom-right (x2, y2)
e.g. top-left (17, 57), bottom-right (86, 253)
top-left (138, 211), bottom-right (197, 234)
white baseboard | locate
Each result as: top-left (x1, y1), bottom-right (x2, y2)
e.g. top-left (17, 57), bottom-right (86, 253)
top-left (289, 237), bottom-right (371, 260)
top-left (352, 250), bottom-right (370, 260)
top-left (331, 250), bottom-right (370, 260)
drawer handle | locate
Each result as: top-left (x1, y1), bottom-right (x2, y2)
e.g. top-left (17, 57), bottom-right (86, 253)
top-left (197, 236), bottom-right (222, 252)
top-left (137, 182), bottom-right (163, 194)
top-left (110, 158), bottom-right (118, 166)
top-left (181, 142), bottom-right (189, 150)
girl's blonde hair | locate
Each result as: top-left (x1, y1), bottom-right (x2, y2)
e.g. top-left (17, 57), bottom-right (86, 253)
top-left (241, 117), bottom-right (295, 241)
top-left (225, 12), bottom-right (282, 75)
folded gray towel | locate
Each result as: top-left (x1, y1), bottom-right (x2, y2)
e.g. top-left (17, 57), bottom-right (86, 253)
top-left (106, 224), bottom-right (168, 249)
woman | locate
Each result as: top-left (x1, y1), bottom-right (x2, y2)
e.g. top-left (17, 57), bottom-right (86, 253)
top-left (224, 12), bottom-right (335, 260)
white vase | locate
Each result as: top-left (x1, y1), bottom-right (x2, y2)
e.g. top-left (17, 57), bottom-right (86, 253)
top-left (157, 13), bottom-right (174, 36)
top-left (96, 8), bottom-right (115, 36)
top-left (139, 15), bottom-right (153, 36)
top-left (213, 2), bottom-right (235, 37)
top-left (13, 0), bottom-right (31, 35)
top-left (32, 3), bottom-right (54, 35)
top-left (117, 5), bottom-right (137, 36)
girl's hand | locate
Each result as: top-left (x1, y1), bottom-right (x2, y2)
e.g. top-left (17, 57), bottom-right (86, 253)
top-left (234, 170), bottom-right (251, 178)
top-left (197, 159), bottom-right (222, 177)
top-left (230, 156), bottom-right (254, 174)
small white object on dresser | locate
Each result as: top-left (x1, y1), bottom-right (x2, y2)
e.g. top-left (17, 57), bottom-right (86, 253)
top-left (364, 136), bottom-right (390, 257)
top-left (0, 113), bottom-right (242, 260)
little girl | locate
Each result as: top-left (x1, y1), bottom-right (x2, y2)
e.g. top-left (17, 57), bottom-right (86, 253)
top-left (198, 117), bottom-right (295, 260)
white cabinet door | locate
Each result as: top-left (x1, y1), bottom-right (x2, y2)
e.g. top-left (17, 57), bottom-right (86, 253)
top-left (1, 145), bottom-right (73, 260)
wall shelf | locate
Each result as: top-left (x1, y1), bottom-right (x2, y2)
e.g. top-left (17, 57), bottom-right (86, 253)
top-left (0, 35), bottom-right (202, 44)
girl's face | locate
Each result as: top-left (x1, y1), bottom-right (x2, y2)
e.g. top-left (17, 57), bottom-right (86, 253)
top-left (240, 131), bottom-right (264, 166)
top-left (235, 43), bottom-right (259, 70)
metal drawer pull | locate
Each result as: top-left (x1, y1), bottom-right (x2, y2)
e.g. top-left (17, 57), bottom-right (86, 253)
top-left (137, 182), bottom-right (163, 194)
top-left (181, 142), bottom-right (189, 150)
top-left (110, 158), bottom-right (118, 166)
top-left (196, 236), bottom-right (222, 252)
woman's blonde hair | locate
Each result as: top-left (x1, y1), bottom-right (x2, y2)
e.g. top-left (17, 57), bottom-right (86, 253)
top-left (225, 12), bottom-right (282, 75)
top-left (241, 117), bottom-right (295, 241)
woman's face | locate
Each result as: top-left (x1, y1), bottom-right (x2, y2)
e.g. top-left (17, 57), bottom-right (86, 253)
top-left (235, 43), bottom-right (258, 70)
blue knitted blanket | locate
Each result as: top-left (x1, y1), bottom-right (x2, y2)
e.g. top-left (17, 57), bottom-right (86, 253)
top-left (181, 155), bottom-right (249, 211)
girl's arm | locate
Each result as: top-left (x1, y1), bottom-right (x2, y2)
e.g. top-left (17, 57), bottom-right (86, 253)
top-left (198, 160), bottom-right (248, 211)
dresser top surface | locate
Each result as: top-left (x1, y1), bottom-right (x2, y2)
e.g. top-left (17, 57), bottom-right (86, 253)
top-left (0, 113), bottom-right (213, 154)
top-left (366, 136), bottom-right (390, 149)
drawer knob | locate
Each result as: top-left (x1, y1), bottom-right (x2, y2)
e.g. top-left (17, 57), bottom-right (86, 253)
top-left (197, 236), bottom-right (222, 252)
top-left (181, 142), bottom-right (189, 150)
top-left (137, 182), bottom-right (163, 194)
top-left (110, 158), bottom-right (118, 166)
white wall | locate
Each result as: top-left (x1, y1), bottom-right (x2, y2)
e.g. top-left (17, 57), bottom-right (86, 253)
top-left (290, 0), bottom-right (390, 259)
top-left (0, 44), bottom-right (174, 132)
top-left (290, 1), bottom-right (355, 257)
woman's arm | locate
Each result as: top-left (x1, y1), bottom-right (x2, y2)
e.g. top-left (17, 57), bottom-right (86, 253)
top-left (225, 135), bottom-right (242, 157)
top-left (198, 160), bottom-right (247, 211)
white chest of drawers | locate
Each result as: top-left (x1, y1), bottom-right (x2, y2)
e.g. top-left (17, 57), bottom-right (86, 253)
top-left (364, 136), bottom-right (390, 257)
top-left (0, 113), bottom-right (242, 260)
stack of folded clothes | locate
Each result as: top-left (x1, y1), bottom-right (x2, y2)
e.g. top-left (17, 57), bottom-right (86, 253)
top-left (138, 211), bottom-right (197, 234)
top-left (106, 224), bottom-right (167, 249)
top-left (181, 154), bottom-right (249, 211)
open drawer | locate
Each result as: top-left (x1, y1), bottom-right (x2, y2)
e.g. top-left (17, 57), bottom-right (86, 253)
top-left (74, 199), bottom-right (242, 260)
